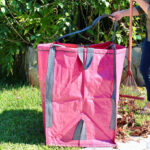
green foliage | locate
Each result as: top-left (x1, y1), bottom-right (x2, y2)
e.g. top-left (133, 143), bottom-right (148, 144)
top-left (0, 0), bottom-right (146, 81)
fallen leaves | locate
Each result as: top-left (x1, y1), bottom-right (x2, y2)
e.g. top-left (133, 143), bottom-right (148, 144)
top-left (116, 99), bottom-right (150, 142)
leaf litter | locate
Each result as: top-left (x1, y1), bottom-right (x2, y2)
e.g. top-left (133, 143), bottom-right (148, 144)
top-left (116, 98), bottom-right (150, 143)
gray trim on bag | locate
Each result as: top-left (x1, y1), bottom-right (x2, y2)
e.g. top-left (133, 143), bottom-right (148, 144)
top-left (77, 47), bottom-right (84, 69)
top-left (110, 44), bottom-right (117, 130)
top-left (73, 119), bottom-right (86, 140)
top-left (45, 44), bottom-right (65, 128)
top-left (77, 47), bottom-right (94, 70)
top-left (85, 48), bottom-right (93, 70)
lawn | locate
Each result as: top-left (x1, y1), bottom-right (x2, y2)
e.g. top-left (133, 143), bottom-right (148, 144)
top-left (0, 83), bottom-right (79, 150)
top-left (0, 83), bottom-right (149, 149)
top-left (119, 86), bottom-right (150, 125)
top-left (117, 86), bottom-right (150, 140)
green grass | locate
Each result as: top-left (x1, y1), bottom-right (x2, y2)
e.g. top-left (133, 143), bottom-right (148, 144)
top-left (119, 86), bottom-right (150, 126)
top-left (0, 83), bottom-right (79, 150)
top-left (133, 94), bottom-right (150, 126)
top-left (0, 83), bottom-right (149, 149)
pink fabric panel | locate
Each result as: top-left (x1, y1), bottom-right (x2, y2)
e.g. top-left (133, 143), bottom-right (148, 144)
top-left (38, 42), bottom-right (126, 147)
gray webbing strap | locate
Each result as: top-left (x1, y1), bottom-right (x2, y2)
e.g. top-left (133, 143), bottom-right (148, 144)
top-left (110, 44), bottom-right (117, 130)
top-left (77, 47), bottom-right (94, 70)
top-left (78, 47), bottom-right (84, 69)
top-left (111, 21), bottom-right (117, 43)
top-left (85, 48), bottom-right (94, 69)
top-left (73, 119), bottom-right (86, 140)
top-left (45, 44), bottom-right (64, 128)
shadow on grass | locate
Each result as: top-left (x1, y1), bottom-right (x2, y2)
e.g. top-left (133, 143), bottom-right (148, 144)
top-left (0, 109), bottom-right (45, 144)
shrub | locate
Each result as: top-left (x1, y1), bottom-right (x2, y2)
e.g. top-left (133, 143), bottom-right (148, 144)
top-left (0, 0), bottom-right (146, 81)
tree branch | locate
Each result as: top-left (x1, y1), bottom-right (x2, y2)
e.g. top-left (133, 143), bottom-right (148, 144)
top-left (3, 13), bottom-right (30, 44)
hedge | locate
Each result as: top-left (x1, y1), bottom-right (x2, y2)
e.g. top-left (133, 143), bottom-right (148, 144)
top-left (0, 0), bottom-right (146, 82)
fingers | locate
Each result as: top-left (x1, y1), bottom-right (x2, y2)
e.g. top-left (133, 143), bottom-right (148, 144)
top-left (109, 16), bottom-right (115, 21)
top-left (111, 16), bottom-right (117, 21)
top-left (110, 15), bottom-right (117, 21)
top-left (113, 16), bottom-right (120, 21)
top-left (111, 15), bottom-right (121, 21)
top-left (111, 11), bottom-right (122, 21)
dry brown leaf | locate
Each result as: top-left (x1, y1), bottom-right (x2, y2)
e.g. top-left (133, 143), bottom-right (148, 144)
top-left (117, 98), bottom-right (150, 142)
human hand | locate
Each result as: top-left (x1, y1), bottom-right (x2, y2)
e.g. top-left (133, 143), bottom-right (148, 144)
top-left (111, 11), bottom-right (124, 21)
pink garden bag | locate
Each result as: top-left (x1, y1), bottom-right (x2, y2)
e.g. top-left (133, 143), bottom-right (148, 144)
top-left (38, 15), bottom-right (126, 147)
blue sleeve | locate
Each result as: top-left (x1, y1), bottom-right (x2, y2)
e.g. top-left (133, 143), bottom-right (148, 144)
top-left (147, 6), bottom-right (150, 18)
top-left (135, 6), bottom-right (145, 15)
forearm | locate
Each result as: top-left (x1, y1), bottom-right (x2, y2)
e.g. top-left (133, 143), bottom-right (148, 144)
top-left (121, 7), bottom-right (141, 17)
top-left (134, 0), bottom-right (150, 15)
